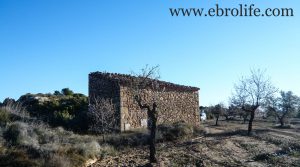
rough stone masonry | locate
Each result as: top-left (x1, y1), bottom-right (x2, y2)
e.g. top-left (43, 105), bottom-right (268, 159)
top-left (89, 72), bottom-right (200, 132)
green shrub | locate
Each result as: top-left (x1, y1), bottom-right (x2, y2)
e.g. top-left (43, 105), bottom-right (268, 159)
top-left (53, 110), bottom-right (74, 125)
top-left (253, 152), bottom-right (276, 161)
top-left (61, 88), bottom-right (74, 96)
top-left (0, 109), bottom-right (11, 126)
top-left (18, 90), bottom-right (88, 132)
top-left (289, 151), bottom-right (300, 157)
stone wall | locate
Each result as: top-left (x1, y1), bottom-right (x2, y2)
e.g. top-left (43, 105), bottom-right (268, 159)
top-left (89, 72), bottom-right (200, 132)
top-left (120, 86), bottom-right (200, 131)
top-left (88, 73), bottom-right (121, 131)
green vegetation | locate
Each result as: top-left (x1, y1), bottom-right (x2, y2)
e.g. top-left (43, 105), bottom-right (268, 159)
top-left (0, 108), bottom-right (11, 126)
top-left (0, 105), bottom-right (113, 167)
top-left (61, 88), bottom-right (74, 96)
top-left (0, 103), bottom-right (204, 167)
top-left (17, 88), bottom-right (88, 132)
top-left (266, 91), bottom-right (298, 127)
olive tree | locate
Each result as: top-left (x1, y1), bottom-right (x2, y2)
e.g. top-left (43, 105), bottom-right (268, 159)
top-left (227, 105), bottom-right (248, 122)
top-left (211, 104), bottom-right (225, 126)
top-left (267, 91), bottom-right (298, 126)
top-left (231, 69), bottom-right (277, 135)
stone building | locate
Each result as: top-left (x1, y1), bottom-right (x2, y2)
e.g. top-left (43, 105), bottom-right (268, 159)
top-left (89, 72), bottom-right (200, 132)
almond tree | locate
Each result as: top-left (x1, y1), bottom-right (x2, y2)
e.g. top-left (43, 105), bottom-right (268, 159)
top-left (231, 69), bottom-right (277, 135)
top-left (131, 65), bottom-right (161, 163)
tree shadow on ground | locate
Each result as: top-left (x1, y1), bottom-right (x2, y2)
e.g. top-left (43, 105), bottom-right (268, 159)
top-left (204, 129), bottom-right (271, 138)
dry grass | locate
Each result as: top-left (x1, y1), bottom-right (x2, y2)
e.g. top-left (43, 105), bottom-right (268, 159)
top-left (93, 119), bottom-right (300, 167)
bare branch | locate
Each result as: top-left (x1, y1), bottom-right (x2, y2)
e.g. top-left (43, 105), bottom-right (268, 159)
top-left (88, 96), bottom-right (117, 134)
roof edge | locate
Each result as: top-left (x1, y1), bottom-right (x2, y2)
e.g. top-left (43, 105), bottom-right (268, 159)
top-left (89, 71), bottom-right (200, 92)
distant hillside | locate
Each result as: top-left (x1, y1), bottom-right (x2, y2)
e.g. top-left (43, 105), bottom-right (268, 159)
top-left (3, 88), bottom-right (88, 132)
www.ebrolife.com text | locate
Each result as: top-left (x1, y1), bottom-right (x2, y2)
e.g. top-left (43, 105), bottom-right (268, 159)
top-left (170, 4), bottom-right (294, 17)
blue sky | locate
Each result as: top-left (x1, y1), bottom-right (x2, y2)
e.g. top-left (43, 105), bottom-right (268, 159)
top-left (0, 0), bottom-right (299, 106)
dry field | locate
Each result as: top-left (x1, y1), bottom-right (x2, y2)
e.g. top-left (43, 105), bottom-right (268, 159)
top-left (93, 119), bottom-right (300, 167)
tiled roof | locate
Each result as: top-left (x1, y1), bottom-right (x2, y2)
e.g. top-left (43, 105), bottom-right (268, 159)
top-left (89, 72), bottom-right (199, 92)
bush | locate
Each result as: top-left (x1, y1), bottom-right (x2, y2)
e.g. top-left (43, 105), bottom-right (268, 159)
top-left (156, 121), bottom-right (200, 141)
top-left (205, 111), bottom-right (214, 120)
top-left (0, 119), bottom-right (117, 167)
top-left (0, 149), bottom-right (40, 167)
top-left (280, 140), bottom-right (300, 154)
top-left (0, 109), bottom-right (11, 126)
top-left (105, 130), bottom-right (148, 147)
top-left (18, 90), bottom-right (88, 132)
top-left (61, 88), bottom-right (74, 96)
top-left (4, 122), bottom-right (39, 148)
top-left (99, 144), bottom-right (117, 158)
top-left (74, 141), bottom-right (101, 158)
top-left (274, 124), bottom-right (295, 129)
top-left (0, 102), bottom-right (29, 123)
top-left (253, 152), bottom-right (276, 161)
top-left (18, 89), bottom-right (88, 132)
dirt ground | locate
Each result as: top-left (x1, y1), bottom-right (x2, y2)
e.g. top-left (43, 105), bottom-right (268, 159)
top-left (92, 119), bottom-right (300, 167)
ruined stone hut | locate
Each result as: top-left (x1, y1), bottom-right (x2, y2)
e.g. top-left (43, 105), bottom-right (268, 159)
top-left (89, 72), bottom-right (200, 132)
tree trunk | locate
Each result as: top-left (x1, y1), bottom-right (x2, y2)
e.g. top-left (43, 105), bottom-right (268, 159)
top-left (248, 111), bottom-right (255, 135)
top-left (243, 114), bottom-right (248, 124)
top-left (135, 96), bottom-right (158, 163)
top-left (149, 120), bottom-right (157, 163)
top-left (279, 118), bottom-right (284, 127)
top-left (148, 107), bottom-right (157, 163)
top-left (215, 116), bottom-right (219, 126)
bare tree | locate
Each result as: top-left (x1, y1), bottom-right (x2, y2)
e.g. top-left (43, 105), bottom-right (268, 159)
top-left (267, 91), bottom-right (298, 126)
top-left (231, 69), bottom-right (277, 135)
top-left (130, 65), bottom-right (161, 163)
top-left (88, 97), bottom-right (117, 141)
